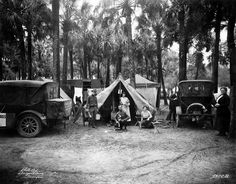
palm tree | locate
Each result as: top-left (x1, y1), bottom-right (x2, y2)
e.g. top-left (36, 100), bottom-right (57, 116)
top-left (22, 0), bottom-right (50, 79)
top-left (1, 0), bottom-right (27, 79)
top-left (0, 15), bottom-right (3, 81)
top-left (61, 0), bottom-right (77, 85)
top-left (227, 0), bottom-right (236, 138)
top-left (211, 1), bottom-right (223, 92)
top-left (117, 0), bottom-right (136, 88)
top-left (52, 0), bottom-right (60, 96)
top-left (73, 2), bottom-right (94, 79)
top-left (137, 0), bottom-right (168, 107)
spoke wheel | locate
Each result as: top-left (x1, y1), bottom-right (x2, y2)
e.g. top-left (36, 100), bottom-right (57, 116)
top-left (17, 114), bottom-right (42, 138)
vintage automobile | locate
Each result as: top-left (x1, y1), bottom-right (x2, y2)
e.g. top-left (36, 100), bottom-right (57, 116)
top-left (176, 80), bottom-right (215, 127)
top-left (0, 80), bottom-right (72, 137)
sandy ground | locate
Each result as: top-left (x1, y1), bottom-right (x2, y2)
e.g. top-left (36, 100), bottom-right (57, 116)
top-left (0, 115), bottom-right (236, 184)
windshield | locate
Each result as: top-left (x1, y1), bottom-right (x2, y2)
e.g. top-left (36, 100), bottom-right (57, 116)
top-left (179, 82), bottom-right (213, 97)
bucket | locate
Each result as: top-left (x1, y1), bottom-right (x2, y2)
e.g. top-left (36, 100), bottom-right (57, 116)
top-left (96, 113), bottom-right (101, 120)
top-left (176, 106), bottom-right (182, 115)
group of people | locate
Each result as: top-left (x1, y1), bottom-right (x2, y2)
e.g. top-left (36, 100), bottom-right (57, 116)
top-left (166, 87), bottom-right (231, 136)
top-left (110, 92), bottom-right (153, 131)
top-left (72, 86), bottom-right (231, 136)
top-left (72, 91), bottom-right (154, 131)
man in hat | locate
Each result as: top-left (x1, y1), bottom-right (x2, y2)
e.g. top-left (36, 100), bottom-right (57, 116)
top-left (87, 89), bottom-right (98, 128)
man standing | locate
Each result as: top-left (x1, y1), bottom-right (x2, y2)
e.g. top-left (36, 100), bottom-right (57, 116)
top-left (215, 87), bottom-right (231, 136)
top-left (166, 94), bottom-right (178, 124)
top-left (87, 89), bottom-right (98, 128)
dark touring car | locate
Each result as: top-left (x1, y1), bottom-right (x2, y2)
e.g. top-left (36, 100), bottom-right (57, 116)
top-left (176, 80), bottom-right (216, 127)
top-left (0, 80), bottom-right (72, 137)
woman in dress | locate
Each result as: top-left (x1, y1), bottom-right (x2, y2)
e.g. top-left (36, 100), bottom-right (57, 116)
top-left (120, 93), bottom-right (131, 121)
top-left (215, 87), bottom-right (231, 136)
top-left (140, 105), bottom-right (153, 128)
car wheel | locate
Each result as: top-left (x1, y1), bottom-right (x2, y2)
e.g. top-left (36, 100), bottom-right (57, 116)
top-left (17, 114), bottom-right (42, 138)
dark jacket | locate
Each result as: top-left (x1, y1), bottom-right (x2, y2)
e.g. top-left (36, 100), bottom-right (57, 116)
top-left (216, 94), bottom-right (230, 116)
top-left (87, 95), bottom-right (98, 108)
top-left (169, 98), bottom-right (179, 111)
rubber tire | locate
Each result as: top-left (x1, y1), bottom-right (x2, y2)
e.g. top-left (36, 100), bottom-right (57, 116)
top-left (17, 113), bottom-right (42, 138)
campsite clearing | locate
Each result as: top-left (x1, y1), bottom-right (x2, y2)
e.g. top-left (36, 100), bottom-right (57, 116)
top-left (0, 120), bottom-right (235, 184)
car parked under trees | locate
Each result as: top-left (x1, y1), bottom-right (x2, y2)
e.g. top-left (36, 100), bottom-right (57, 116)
top-left (0, 80), bottom-right (72, 137)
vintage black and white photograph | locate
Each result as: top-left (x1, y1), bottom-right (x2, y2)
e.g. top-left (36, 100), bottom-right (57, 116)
top-left (0, 0), bottom-right (235, 183)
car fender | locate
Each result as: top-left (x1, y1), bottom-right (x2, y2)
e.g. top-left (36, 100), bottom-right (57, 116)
top-left (16, 110), bottom-right (47, 126)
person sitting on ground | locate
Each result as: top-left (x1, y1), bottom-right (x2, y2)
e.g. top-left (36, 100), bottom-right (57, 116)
top-left (115, 105), bottom-right (130, 131)
top-left (140, 105), bottom-right (153, 128)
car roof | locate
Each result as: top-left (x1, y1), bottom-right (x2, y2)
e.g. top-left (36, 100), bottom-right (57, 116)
top-left (178, 80), bottom-right (213, 85)
top-left (0, 80), bottom-right (56, 87)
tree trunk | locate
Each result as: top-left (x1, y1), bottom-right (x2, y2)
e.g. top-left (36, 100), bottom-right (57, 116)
top-left (145, 56), bottom-right (149, 80)
top-left (105, 58), bottom-right (110, 87)
top-left (0, 22), bottom-right (3, 81)
top-left (195, 57), bottom-right (200, 79)
top-left (161, 72), bottom-right (168, 105)
top-left (0, 45), bottom-right (2, 81)
top-left (83, 46), bottom-right (88, 79)
top-left (212, 3), bottom-right (222, 93)
top-left (52, 0), bottom-right (60, 97)
top-left (195, 66), bottom-right (199, 80)
top-left (227, 2), bottom-right (236, 138)
top-left (178, 7), bottom-right (188, 81)
top-left (27, 25), bottom-right (32, 80)
top-left (116, 46), bottom-right (122, 77)
top-left (38, 44), bottom-right (42, 63)
top-left (97, 55), bottom-right (101, 78)
top-left (126, 15), bottom-right (136, 88)
top-left (69, 48), bottom-right (73, 79)
top-left (88, 56), bottom-right (91, 79)
top-left (62, 30), bottom-right (68, 85)
top-left (17, 23), bottom-right (26, 79)
top-left (156, 28), bottom-right (162, 109)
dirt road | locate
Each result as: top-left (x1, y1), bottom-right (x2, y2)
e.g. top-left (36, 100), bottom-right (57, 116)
top-left (0, 121), bottom-right (235, 184)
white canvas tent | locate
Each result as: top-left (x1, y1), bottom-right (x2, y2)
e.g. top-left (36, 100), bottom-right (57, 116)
top-left (97, 74), bottom-right (155, 122)
top-left (125, 74), bottom-right (160, 107)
